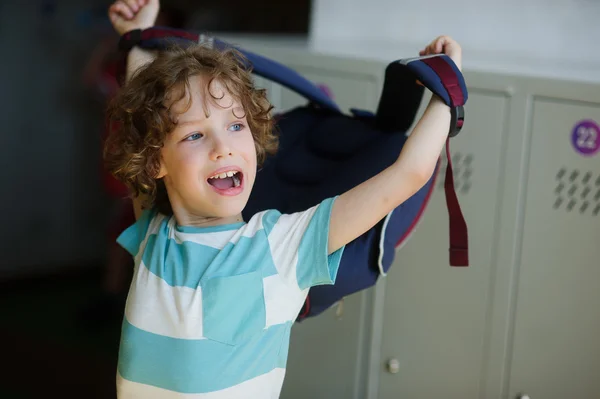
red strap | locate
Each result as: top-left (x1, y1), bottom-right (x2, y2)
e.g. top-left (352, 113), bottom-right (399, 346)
top-left (444, 138), bottom-right (469, 266)
top-left (422, 56), bottom-right (469, 266)
top-left (421, 57), bottom-right (464, 107)
top-left (139, 27), bottom-right (199, 42)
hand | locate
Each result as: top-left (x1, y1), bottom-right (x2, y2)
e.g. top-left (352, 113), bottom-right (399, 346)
top-left (419, 35), bottom-right (462, 71)
top-left (108, 0), bottom-right (160, 36)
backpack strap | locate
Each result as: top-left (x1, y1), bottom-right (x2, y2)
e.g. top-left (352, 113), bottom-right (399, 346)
top-left (118, 27), bottom-right (342, 113)
top-left (395, 54), bottom-right (467, 136)
top-left (393, 54), bottom-right (469, 267)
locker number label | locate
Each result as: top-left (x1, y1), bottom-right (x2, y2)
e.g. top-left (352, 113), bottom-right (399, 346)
top-left (571, 120), bottom-right (600, 156)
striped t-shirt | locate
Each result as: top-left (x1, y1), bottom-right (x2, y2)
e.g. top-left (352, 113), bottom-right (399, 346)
top-left (115, 197), bottom-right (344, 398)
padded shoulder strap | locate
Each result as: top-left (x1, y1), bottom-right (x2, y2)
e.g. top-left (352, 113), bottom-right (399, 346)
top-left (119, 27), bottom-right (342, 112)
top-left (393, 54), bottom-right (469, 267)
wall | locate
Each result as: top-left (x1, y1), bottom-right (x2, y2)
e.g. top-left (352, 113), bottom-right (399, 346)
top-left (309, 0), bottom-right (600, 79)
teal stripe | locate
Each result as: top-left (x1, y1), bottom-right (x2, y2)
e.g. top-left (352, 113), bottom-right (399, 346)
top-left (201, 270), bottom-right (266, 346)
top-left (118, 319), bottom-right (292, 393)
top-left (261, 209), bottom-right (281, 236)
top-left (117, 208), bottom-right (156, 256)
top-left (141, 232), bottom-right (278, 288)
top-left (175, 222), bottom-right (245, 234)
top-left (296, 197), bottom-right (345, 290)
top-left (275, 326), bottom-right (291, 369)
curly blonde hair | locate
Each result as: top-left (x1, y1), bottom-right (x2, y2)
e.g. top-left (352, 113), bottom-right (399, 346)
top-left (104, 43), bottom-right (278, 214)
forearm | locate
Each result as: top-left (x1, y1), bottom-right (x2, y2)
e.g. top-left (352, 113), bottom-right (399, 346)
top-left (328, 96), bottom-right (451, 253)
top-left (125, 46), bottom-right (156, 83)
top-left (327, 35), bottom-right (462, 254)
top-left (125, 46), bottom-right (155, 218)
top-left (393, 95), bottom-right (451, 180)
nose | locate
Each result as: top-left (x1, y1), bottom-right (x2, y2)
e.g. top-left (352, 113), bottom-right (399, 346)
top-left (209, 134), bottom-right (233, 161)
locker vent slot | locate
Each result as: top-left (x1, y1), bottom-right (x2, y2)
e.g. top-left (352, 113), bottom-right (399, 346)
top-left (438, 152), bottom-right (474, 195)
top-left (554, 168), bottom-right (600, 216)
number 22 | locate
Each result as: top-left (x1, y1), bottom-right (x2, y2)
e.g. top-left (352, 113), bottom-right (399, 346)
top-left (576, 126), bottom-right (598, 149)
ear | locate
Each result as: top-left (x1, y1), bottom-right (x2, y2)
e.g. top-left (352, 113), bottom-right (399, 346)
top-left (155, 156), bottom-right (167, 179)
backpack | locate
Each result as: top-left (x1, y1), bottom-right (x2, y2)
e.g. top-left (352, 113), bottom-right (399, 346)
top-left (117, 27), bottom-right (469, 320)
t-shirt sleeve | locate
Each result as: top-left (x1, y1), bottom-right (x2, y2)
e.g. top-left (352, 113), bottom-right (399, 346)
top-left (262, 196), bottom-right (345, 290)
top-left (116, 208), bottom-right (156, 256)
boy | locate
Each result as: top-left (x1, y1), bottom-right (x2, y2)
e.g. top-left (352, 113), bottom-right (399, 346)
top-left (106, 0), bottom-right (462, 397)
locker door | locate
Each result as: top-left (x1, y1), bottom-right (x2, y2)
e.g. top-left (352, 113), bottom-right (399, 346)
top-left (508, 99), bottom-right (600, 399)
top-left (378, 89), bottom-right (509, 399)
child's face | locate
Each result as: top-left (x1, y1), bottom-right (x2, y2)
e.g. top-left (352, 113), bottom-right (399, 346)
top-left (157, 75), bottom-right (257, 223)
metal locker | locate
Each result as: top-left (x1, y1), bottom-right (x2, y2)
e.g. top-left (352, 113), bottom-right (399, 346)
top-left (507, 98), bottom-right (600, 399)
top-left (377, 88), bottom-right (510, 399)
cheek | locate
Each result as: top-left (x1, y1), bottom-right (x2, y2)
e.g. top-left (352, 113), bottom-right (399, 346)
top-left (246, 140), bottom-right (258, 184)
top-left (177, 147), bottom-right (200, 165)
top-left (163, 144), bottom-right (205, 178)
top-left (242, 133), bottom-right (258, 163)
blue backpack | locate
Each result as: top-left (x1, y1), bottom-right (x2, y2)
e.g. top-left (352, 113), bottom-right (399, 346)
top-left (117, 27), bottom-right (470, 320)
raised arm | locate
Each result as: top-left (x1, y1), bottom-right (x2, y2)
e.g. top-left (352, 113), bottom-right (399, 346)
top-left (328, 36), bottom-right (462, 254)
top-left (108, 0), bottom-right (160, 219)
top-left (108, 0), bottom-right (160, 80)
top-left (124, 45), bottom-right (156, 220)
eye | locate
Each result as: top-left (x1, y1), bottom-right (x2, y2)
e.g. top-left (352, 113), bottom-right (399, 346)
top-left (184, 132), bottom-right (203, 141)
top-left (228, 123), bottom-right (244, 132)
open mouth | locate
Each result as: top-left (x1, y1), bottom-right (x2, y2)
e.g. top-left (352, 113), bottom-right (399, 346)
top-left (207, 170), bottom-right (243, 193)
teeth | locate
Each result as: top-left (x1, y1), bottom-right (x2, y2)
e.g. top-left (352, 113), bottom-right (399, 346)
top-left (233, 174), bottom-right (241, 187)
top-left (209, 171), bottom-right (239, 180)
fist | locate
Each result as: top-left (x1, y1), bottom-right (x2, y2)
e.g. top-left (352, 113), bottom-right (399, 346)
top-left (108, 0), bottom-right (160, 36)
top-left (419, 36), bottom-right (462, 71)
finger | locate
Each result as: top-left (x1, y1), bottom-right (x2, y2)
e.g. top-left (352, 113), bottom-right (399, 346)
top-left (124, 0), bottom-right (139, 13)
top-left (435, 36), bottom-right (450, 53)
top-left (108, 5), bottom-right (124, 23)
top-left (138, 0), bottom-right (146, 5)
top-left (110, 2), bottom-right (134, 19)
top-left (438, 43), bottom-right (446, 54)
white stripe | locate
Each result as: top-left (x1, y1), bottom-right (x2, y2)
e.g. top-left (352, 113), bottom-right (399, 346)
top-left (266, 206), bottom-right (317, 288)
top-left (125, 261), bottom-right (206, 340)
top-left (263, 274), bottom-right (307, 328)
top-left (117, 368), bottom-right (286, 398)
top-left (377, 211), bottom-right (393, 277)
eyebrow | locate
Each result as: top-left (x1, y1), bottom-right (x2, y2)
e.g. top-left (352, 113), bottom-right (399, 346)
top-left (178, 112), bottom-right (246, 127)
top-left (177, 119), bottom-right (206, 127)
